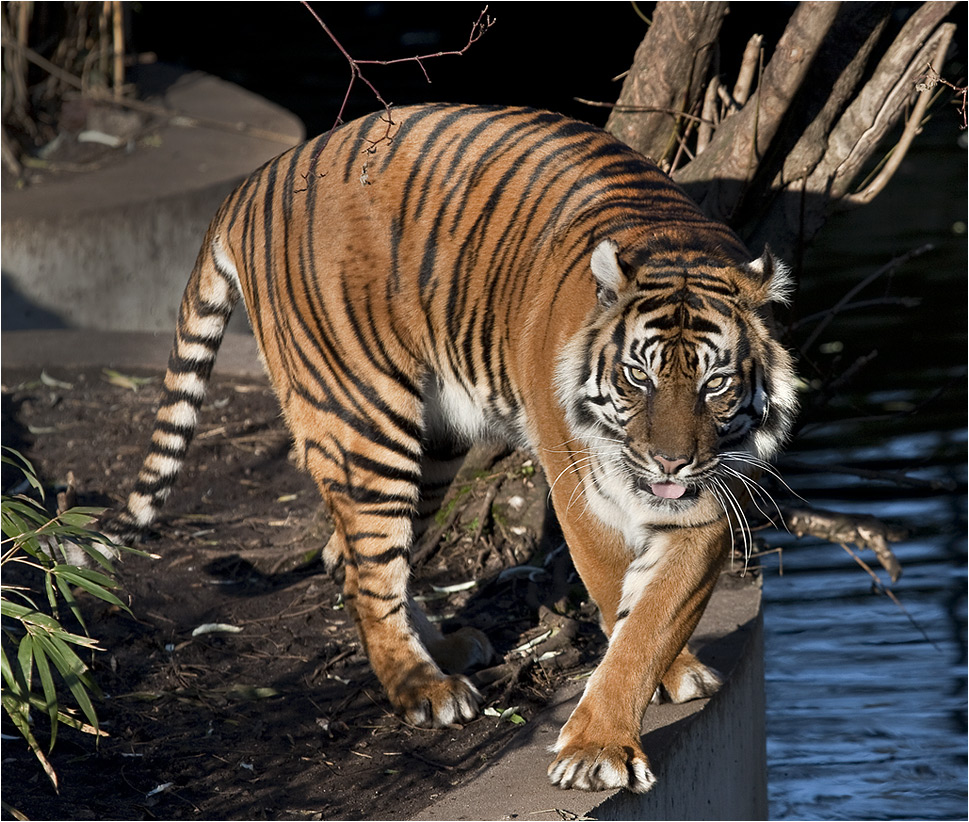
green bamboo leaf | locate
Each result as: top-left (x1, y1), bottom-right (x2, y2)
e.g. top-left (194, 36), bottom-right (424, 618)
top-left (53, 565), bottom-right (117, 590)
top-left (2, 510), bottom-right (41, 542)
top-left (57, 569), bottom-right (128, 614)
top-left (1, 690), bottom-right (58, 791)
top-left (1, 587), bottom-right (41, 612)
top-left (1, 449), bottom-right (45, 499)
top-left (2, 497), bottom-right (47, 518)
top-left (37, 631), bottom-right (98, 690)
top-left (2, 601), bottom-right (60, 629)
top-left (55, 574), bottom-right (88, 635)
top-left (16, 633), bottom-right (35, 694)
top-left (1, 687), bottom-right (31, 729)
top-left (32, 632), bottom-right (100, 733)
top-left (60, 506), bottom-right (107, 518)
top-left (51, 537), bottom-right (117, 571)
top-left (31, 637), bottom-right (60, 751)
top-left (0, 645), bottom-right (18, 691)
top-left (11, 605), bottom-right (99, 649)
top-left (57, 510), bottom-right (99, 528)
top-left (43, 568), bottom-right (59, 614)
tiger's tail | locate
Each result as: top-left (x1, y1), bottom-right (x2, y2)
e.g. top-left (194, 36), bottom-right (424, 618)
top-left (109, 227), bottom-right (241, 545)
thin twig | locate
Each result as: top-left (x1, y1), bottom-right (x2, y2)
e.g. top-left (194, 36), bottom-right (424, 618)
top-left (779, 458), bottom-right (956, 493)
top-left (838, 542), bottom-right (939, 650)
top-left (573, 97), bottom-right (714, 127)
top-left (300, 2), bottom-right (494, 163)
top-left (799, 244), bottom-right (934, 354)
top-left (918, 64), bottom-right (968, 129)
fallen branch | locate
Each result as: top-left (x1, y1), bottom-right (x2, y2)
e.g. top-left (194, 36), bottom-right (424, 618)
top-left (781, 505), bottom-right (906, 582)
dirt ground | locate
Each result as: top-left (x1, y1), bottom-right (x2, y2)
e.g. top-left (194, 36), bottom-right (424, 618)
top-left (2, 365), bottom-right (612, 820)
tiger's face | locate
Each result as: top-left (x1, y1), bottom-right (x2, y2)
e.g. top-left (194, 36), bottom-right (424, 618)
top-left (557, 239), bottom-right (797, 529)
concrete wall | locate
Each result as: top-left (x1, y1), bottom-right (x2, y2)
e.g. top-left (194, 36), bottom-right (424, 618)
top-left (2, 67), bottom-right (303, 332)
top-left (414, 573), bottom-right (767, 822)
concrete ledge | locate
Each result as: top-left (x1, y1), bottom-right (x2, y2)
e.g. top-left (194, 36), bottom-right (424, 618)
top-left (1, 66), bottom-right (303, 332)
top-left (1, 329), bottom-right (262, 378)
top-left (415, 574), bottom-right (766, 822)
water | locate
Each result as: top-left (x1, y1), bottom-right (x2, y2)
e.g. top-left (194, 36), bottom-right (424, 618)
top-left (760, 128), bottom-right (967, 819)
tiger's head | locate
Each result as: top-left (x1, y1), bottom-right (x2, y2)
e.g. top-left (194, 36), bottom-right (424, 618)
top-left (556, 238), bottom-right (798, 530)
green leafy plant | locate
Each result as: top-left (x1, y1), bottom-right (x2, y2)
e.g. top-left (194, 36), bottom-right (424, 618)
top-left (1, 447), bottom-right (140, 790)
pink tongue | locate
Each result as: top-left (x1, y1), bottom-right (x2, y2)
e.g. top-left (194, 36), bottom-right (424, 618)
top-left (650, 482), bottom-right (687, 500)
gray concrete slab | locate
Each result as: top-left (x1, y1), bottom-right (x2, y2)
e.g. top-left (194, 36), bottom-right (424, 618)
top-left (414, 574), bottom-right (766, 822)
top-left (2, 67), bottom-right (303, 332)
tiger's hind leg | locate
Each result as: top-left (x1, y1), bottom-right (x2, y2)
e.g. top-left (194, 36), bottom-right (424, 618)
top-left (410, 444), bottom-right (493, 675)
top-left (652, 647), bottom-right (722, 704)
top-left (299, 409), bottom-right (482, 729)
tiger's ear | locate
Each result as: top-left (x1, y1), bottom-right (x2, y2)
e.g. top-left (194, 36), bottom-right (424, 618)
top-left (744, 245), bottom-right (794, 306)
top-left (590, 239), bottom-right (629, 306)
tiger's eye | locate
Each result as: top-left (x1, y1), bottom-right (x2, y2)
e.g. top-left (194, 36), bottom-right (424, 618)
top-left (625, 365), bottom-right (651, 388)
top-left (705, 374), bottom-right (730, 392)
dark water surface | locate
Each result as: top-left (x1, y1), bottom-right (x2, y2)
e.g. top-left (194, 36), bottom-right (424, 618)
top-left (131, 6), bottom-right (967, 818)
top-left (762, 128), bottom-right (967, 820)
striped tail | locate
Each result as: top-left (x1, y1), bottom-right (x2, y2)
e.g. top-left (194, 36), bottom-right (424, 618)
top-left (110, 230), bottom-right (240, 545)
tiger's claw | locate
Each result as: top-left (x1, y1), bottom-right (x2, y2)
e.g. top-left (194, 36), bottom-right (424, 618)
top-left (548, 742), bottom-right (656, 793)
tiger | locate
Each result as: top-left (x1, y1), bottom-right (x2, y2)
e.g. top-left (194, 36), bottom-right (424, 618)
top-left (111, 102), bottom-right (797, 794)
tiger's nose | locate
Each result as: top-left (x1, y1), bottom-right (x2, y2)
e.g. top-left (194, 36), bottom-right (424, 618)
top-left (654, 453), bottom-right (690, 475)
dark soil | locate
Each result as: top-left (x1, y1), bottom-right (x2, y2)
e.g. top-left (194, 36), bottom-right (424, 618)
top-left (1, 365), bottom-right (608, 820)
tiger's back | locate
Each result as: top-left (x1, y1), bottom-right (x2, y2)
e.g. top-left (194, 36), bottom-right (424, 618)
top-left (116, 104), bottom-right (796, 794)
top-left (223, 104), bottom-right (748, 446)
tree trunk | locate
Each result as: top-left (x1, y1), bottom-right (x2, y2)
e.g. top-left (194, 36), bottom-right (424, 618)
top-left (607, 2), bottom-right (959, 262)
top-left (605, 1), bottom-right (729, 163)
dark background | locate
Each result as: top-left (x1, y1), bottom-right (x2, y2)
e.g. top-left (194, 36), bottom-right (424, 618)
top-left (128, 2), bottom-right (795, 137)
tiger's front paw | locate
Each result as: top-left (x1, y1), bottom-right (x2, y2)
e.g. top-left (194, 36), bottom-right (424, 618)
top-left (392, 673), bottom-right (482, 728)
top-left (548, 740), bottom-right (656, 793)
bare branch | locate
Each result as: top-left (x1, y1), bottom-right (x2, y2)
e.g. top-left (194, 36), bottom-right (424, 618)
top-left (821, 6), bottom-right (957, 202)
top-left (354, 7), bottom-right (495, 81)
top-left (732, 34), bottom-right (763, 107)
top-left (301, 2), bottom-right (493, 130)
top-left (842, 23), bottom-right (956, 206)
top-left (299, 3), bottom-right (494, 169)
top-left (782, 505), bottom-right (906, 582)
top-left (798, 244), bottom-right (934, 354)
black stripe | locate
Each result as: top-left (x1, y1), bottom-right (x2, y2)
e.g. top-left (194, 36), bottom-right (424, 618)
top-left (352, 546), bottom-right (409, 564)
